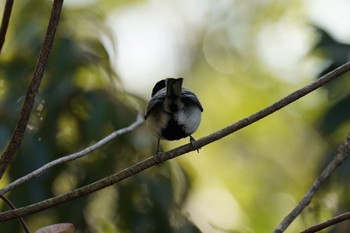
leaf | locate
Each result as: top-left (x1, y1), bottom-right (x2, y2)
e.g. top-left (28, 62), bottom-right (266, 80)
top-left (318, 94), bottom-right (350, 136)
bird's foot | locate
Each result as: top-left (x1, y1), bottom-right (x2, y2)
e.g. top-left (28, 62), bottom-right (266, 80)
top-left (154, 151), bottom-right (164, 165)
top-left (154, 139), bottom-right (164, 165)
top-left (190, 136), bottom-right (200, 153)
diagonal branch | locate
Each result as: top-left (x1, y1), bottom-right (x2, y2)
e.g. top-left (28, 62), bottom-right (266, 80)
top-left (0, 0), bottom-right (64, 179)
top-left (274, 133), bottom-right (350, 233)
top-left (300, 210), bottom-right (350, 233)
top-left (0, 62), bottom-right (349, 221)
top-left (0, 110), bottom-right (144, 195)
top-left (0, 194), bottom-right (30, 233)
top-left (0, 0), bottom-right (14, 54)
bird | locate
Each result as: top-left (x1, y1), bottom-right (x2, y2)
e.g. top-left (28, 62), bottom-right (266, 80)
top-left (145, 78), bottom-right (203, 154)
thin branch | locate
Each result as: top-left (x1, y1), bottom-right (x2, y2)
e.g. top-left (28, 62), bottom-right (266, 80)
top-left (0, 0), bottom-right (14, 54)
top-left (0, 193), bottom-right (30, 233)
top-left (0, 62), bottom-right (349, 221)
top-left (0, 110), bottom-right (144, 195)
top-left (0, 0), bottom-right (64, 179)
top-left (274, 133), bottom-right (350, 233)
top-left (300, 211), bottom-right (350, 233)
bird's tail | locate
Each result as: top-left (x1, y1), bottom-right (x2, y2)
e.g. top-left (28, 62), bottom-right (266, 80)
top-left (166, 78), bottom-right (183, 97)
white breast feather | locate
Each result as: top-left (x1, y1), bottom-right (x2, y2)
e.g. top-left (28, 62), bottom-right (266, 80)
top-left (177, 106), bottom-right (202, 135)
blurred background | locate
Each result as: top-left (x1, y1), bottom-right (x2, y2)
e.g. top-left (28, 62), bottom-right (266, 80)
top-left (0, 0), bottom-right (350, 232)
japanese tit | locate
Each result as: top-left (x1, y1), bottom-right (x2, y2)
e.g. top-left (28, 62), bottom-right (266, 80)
top-left (145, 78), bottom-right (203, 153)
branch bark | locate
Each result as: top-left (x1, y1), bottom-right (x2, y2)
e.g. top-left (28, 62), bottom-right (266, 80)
top-left (274, 133), bottom-right (350, 233)
top-left (0, 61), bottom-right (349, 221)
top-left (0, 0), bottom-right (64, 179)
top-left (0, 0), bottom-right (14, 54)
top-left (0, 110), bottom-right (144, 195)
top-left (0, 194), bottom-right (30, 233)
top-left (300, 210), bottom-right (350, 233)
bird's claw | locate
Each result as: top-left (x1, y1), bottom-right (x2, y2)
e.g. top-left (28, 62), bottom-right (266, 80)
top-left (190, 136), bottom-right (200, 153)
top-left (154, 151), bottom-right (164, 165)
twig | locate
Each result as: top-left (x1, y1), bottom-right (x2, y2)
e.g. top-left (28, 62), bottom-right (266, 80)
top-left (0, 0), bottom-right (14, 54)
top-left (0, 110), bottom-right (144, 195)
top-left (0, 0), bottom-right (64, 179)
top-left (300, 211), bottom-right (350, 233)
top-left (0, 193), bottom-right (30, 233)
top-left (0, 62), bottom-right (349, 221)
top-left (274, 133), bottom-right (350, 233)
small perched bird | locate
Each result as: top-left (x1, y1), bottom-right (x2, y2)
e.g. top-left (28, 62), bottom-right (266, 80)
top-left (145, 78), bottom-right (203, 153)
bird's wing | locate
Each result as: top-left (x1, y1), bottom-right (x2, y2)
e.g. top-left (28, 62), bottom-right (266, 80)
top-left (145, 88), bottom-right (166, 119)
top-left (145, 87), bottom-right (203, 119)
top-left (182, 88), bottom-right (203, 112)
top-left (151, 79), bottom-right (166, 97)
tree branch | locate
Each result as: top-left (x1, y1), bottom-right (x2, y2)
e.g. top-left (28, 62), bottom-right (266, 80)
top-left (0, 0), bottom-right (64, 179)
top-left (0, 62), bottom-right (349, 221)
top-left (0, 0), bottom-right (14, 54)
top-left (274, 133), bottom-right (350, 233)
top-left (300, 210), bottom-right (350, 233)
top-left (0, 110), bottom-right (144, 195)
top-left (0, 194), bottom-right (30, 233)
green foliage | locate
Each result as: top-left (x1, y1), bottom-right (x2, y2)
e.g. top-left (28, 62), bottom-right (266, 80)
top-left (312, 27), bottom-right (350, 231)
top-left (0, 1), bottom-right (198, 232)
top-left (1, 1), bottom-right (349, 232)
top-left (315, 28), bottom-right (350, 139)
top-left (117, 167), bottom-right (200, 233)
